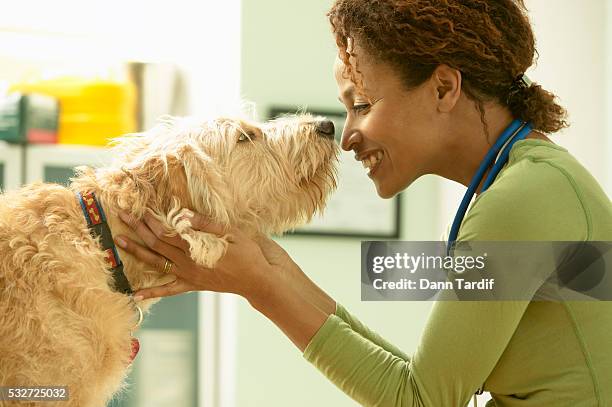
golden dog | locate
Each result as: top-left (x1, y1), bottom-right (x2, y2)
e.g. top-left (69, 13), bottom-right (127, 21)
top-left (0, 115), bottom-right (338, 406)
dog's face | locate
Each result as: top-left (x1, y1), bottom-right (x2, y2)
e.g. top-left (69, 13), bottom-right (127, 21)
top-left (190, 115), bottom-right (339, 234)
top-left (114, 114), bottom-right (339, 235)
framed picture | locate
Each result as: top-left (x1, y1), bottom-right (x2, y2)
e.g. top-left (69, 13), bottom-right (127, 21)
top-left (269, 107), bottom-right (401, 238)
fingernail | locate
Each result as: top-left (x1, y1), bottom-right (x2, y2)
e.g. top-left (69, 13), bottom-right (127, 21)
top-left (133, 295), bottom-right (144, 302)
top-left (115, 236), bottom-right (127, 248)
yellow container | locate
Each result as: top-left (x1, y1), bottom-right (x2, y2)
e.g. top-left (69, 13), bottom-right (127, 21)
top-left (11, 77), bottom-right (136, 146)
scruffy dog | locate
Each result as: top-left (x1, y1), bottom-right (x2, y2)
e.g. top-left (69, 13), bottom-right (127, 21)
top-left (0, 115), bottom-right (338, 406)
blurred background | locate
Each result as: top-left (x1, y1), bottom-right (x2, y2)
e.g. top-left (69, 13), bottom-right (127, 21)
top-left (0, 1), bottom-right (610, 406)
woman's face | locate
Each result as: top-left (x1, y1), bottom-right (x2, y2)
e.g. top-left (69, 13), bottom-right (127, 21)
top-left (335, 53), bottom-right (444, 198)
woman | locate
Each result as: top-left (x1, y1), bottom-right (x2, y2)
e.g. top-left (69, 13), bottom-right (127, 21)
top-left (115, 0), bottom-right (612, 405)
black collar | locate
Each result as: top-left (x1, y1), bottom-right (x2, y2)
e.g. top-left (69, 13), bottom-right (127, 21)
top-left (77, 191), bottom-right (133, 295)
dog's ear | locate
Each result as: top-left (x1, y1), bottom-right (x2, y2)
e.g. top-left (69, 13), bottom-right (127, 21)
top-left (115, 150), bottom-right (174, 212)
top-left (176, 143), bottom-right (231, 225)
top-left (109, 119), bottom-right (231, 224)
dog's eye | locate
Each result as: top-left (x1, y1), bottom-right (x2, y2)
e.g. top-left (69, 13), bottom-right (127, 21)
top-left (238, 131), bottom-right (256, 143)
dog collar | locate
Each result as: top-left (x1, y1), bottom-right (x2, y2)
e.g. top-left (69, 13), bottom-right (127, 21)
top-left (76, 191), bottom-right (142, 364)
top-left (76, 191), bottom-right (133, 295)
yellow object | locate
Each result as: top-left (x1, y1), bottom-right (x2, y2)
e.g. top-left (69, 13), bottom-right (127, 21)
top-left (10, 77), bottom-right (136, 146)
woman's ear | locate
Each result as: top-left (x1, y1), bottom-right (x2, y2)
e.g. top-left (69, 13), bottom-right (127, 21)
top-left (434, 64), bottom-right (462, 113)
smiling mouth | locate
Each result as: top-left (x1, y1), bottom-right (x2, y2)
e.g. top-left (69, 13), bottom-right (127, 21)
top-left (359, 151), bottom-right (383, 176)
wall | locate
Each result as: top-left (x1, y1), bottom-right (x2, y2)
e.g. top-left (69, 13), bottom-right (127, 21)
top-left (526, 0), bottom-right (609, 192)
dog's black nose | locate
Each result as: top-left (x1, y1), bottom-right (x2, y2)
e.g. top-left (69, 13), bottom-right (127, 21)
top-left (315, 120), bottom-right (335, 139)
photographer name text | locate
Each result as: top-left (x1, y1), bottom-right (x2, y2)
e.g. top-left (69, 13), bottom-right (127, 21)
top-left (372, 278), bottom-right (495, 291)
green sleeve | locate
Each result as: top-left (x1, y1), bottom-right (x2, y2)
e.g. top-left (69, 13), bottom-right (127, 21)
top-left (305, 301), bottom-right (530, 407)
top-left (334, 302), bottom-right (411, 361)
top-left (303, 157), bottom-right (586, 406)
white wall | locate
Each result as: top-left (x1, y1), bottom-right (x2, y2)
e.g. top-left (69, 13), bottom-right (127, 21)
top-left (527, 0), bottom-right (608, 188)
top-left (0, 1), bottom-right (242, 117)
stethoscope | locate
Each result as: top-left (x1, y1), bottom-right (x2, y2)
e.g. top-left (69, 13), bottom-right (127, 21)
top-left (446, 119), bottom-right (533, 256)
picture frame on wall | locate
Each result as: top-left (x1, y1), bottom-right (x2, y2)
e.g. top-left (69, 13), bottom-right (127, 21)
top-left (269, 107), bottom-right (402, 239)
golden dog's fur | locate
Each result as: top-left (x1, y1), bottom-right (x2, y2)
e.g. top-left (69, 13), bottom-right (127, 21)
top-left (0, 115), bottom-right (338, 406)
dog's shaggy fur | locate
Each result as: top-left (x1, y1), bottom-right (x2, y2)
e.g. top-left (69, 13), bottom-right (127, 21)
top-left (0, 115), bottom-right (338, 406)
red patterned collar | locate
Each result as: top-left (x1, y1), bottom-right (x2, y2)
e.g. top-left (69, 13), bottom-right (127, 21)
top-left (76, 191), bottom-right (132, 294)
top-left (77, 191), bottom-right (141, 363)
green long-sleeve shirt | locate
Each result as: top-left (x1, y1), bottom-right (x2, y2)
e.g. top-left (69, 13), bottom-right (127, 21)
top-left (303, 139), bottom-right (612, 406)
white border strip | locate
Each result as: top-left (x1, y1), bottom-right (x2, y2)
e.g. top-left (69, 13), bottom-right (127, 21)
top-left (218, 294), bottom-right (237, 407)
top-left (199, 292), bottom-right (219, 407)
top-left (0, 142), bottom-right (23, 190)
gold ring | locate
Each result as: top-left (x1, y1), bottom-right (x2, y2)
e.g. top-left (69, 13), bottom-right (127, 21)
top-left (162, 258), bottom-right (173, 274)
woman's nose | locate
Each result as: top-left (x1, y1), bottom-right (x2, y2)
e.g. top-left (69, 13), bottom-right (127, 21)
top-left (341, 129), bottom-right (363, 151)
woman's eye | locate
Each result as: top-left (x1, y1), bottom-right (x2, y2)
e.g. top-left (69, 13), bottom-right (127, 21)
top-left (352, 103), bottom-right (371, 113)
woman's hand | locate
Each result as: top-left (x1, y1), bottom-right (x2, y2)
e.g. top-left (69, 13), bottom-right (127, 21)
top-left (114, 209), bottom-right (336, 351)
top-left (114, 210), bottom-right (276, 304)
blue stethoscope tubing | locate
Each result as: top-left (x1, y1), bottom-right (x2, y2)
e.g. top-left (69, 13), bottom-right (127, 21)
top-left (446, 119), bottom-right (533, 255)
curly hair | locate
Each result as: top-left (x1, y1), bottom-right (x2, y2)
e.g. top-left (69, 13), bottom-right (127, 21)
top-left (328, 0), bottom-right (569, 136)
